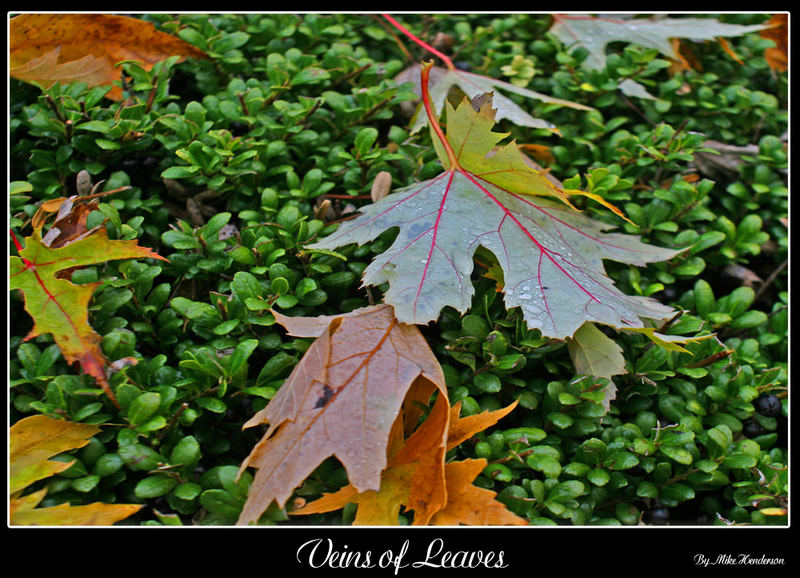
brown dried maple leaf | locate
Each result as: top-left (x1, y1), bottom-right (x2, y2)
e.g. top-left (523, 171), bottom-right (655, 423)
top-left (236, 304), bottom-right (448, 526)
top-left (10, 14), bottom-right (207, 100)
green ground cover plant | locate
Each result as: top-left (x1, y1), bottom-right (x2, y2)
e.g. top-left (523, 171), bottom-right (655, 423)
top-left (9, 13), bottom-right (787, 527)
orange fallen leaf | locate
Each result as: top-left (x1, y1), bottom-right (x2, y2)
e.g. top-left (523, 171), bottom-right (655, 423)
top-left (667, 38), bottom-right (703, 75)
top-left (429, 400), bottom-right (526, 525)
top-left (517, 143), bottom-right (556, 166)
top-left (291, 384), bottom-right (449, 526)
top-left (293, 462), bottom-right (420, 525)
top-left (444, 399), bottom-right (518, 451)
top-left (9, 47), bottom-right (110, 92)
top-left (381, 380), bottom-right (451, 524)
top-left (760, 14), bottom-right (788, 72)
top-left (669, 35), bottom-right (753, 71)
top-left (25, 182), bottom-right (131, 251)
top-left (429, 459), bottom-right (527, 526)
top-left (717, 37), bottom-right (744, 65)
top-left (236, 304), bottom-right (449, 526)
top-left (33, 187), bottom-right (130, 248)
top-left (292, 400), bottom-right (526, 525)
top-left (31, 197), bottom-right (72, 230)
top-left (667, 33), bottom-right (757, 76)
top-left (10, 14), bottom-right (207, 100)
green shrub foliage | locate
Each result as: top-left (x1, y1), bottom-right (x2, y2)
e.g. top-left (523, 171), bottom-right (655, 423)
top-left (10, 14), bottom-right (786, 526)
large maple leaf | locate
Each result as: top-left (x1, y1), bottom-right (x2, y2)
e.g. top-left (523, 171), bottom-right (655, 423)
top-left (309, 62), bottom-right (680, 340)
top-left (236, 304), bottom-right (449, 526)
top-left (10, 226), bottom-right (165, 406)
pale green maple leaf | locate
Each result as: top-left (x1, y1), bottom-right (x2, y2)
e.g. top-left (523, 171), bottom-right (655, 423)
top-left (550, 14), bottom-right (769, 98)
top-left (567, 322), bottom-right (625, 413)
top-left (310, 86), bottom-right (681, 339)
top-left (568, 322), bottom-right (627, 381)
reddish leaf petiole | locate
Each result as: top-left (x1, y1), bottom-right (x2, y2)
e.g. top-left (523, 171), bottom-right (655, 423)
top-left (381, 14), bottom-right (455, 70)
top-left (419, 61), bottom-right (460, 169)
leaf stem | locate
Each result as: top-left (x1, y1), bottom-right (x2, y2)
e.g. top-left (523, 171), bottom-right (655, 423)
top-left (381, 14), bottom-right (455, 70)
top-left (420, 60), bottom-right (459, 169)
top-left (10, 228), bottom-right (24, 253)
top-left (753, 258), bottom-right (787, 304)
top-left (10, 229), bottom-right (35, 269)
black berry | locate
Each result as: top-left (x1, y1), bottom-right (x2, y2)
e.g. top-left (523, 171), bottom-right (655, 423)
top-left (754, 394), bottom-right (782, 417)
top-left (743, 419), bottom-right (764, 438)
top-left (628, 465), bottom-right (646, 477)
top-left (648, 507), bottom-right (670, 525)
top-left (229, 121), bottom-right (250, 137)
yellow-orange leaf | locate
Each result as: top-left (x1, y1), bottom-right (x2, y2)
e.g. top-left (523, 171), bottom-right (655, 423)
top-left (11, 501), bottom-right (143, 526)
top-left (717, 38), bottom-right (743, 64)
top-left (517, 143), bottom-right (556, 166)
top-left (236, 304), bottom-right (448, 526)
top-left (10, 415), bottom-right (100, 494)
top-left (445, 400), bottom-right (518, 451)
top-left (10, 488), bottom-right (49, 516)
top-left (292, 463), bottom-right (419, 526)
top-left (9, 414), bottom-right (143, 526)
top-left (620, 326), bottom-right (717, 354)
top-left (10, 14), bottom-right (207, 100)
top-left (430, 459), bottom-right (528, 526)
top-left (293, 401), bottom-right (524, 526)
top-left (758, 507), bottom-right (787, 516)
top-left (31, 197), bottom-right (70, 230)
top-left (383, 382), bottom-right (451, 524)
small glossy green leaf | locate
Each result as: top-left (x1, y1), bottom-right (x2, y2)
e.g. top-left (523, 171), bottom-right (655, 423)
top-left (127, 392), bottom-right (161, 426)
top-left (723, 454), bottom-right (758, 469)
top-left (173, 482), bottom-right (202, 501)
top-left (473, 372), bottom-right (501, 393)
top-left (170, 435), bottom-right (201, 467)
top-left (196, 397), bottom-right (227, 413)
top-left (527, 454), bottom-right (562, 478)
top-left (118, 443), bottom-right (164, 471)
top-left (587, 468), bottom-right (610, 486)
top-left (200, 489), bottom-right (243, 518)
top-left (135, 474), bottom-right (178, 498)
top-left (659, 445), bottom-right (694, 465)
top-left (606, 451), bottom-right (639, 470)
